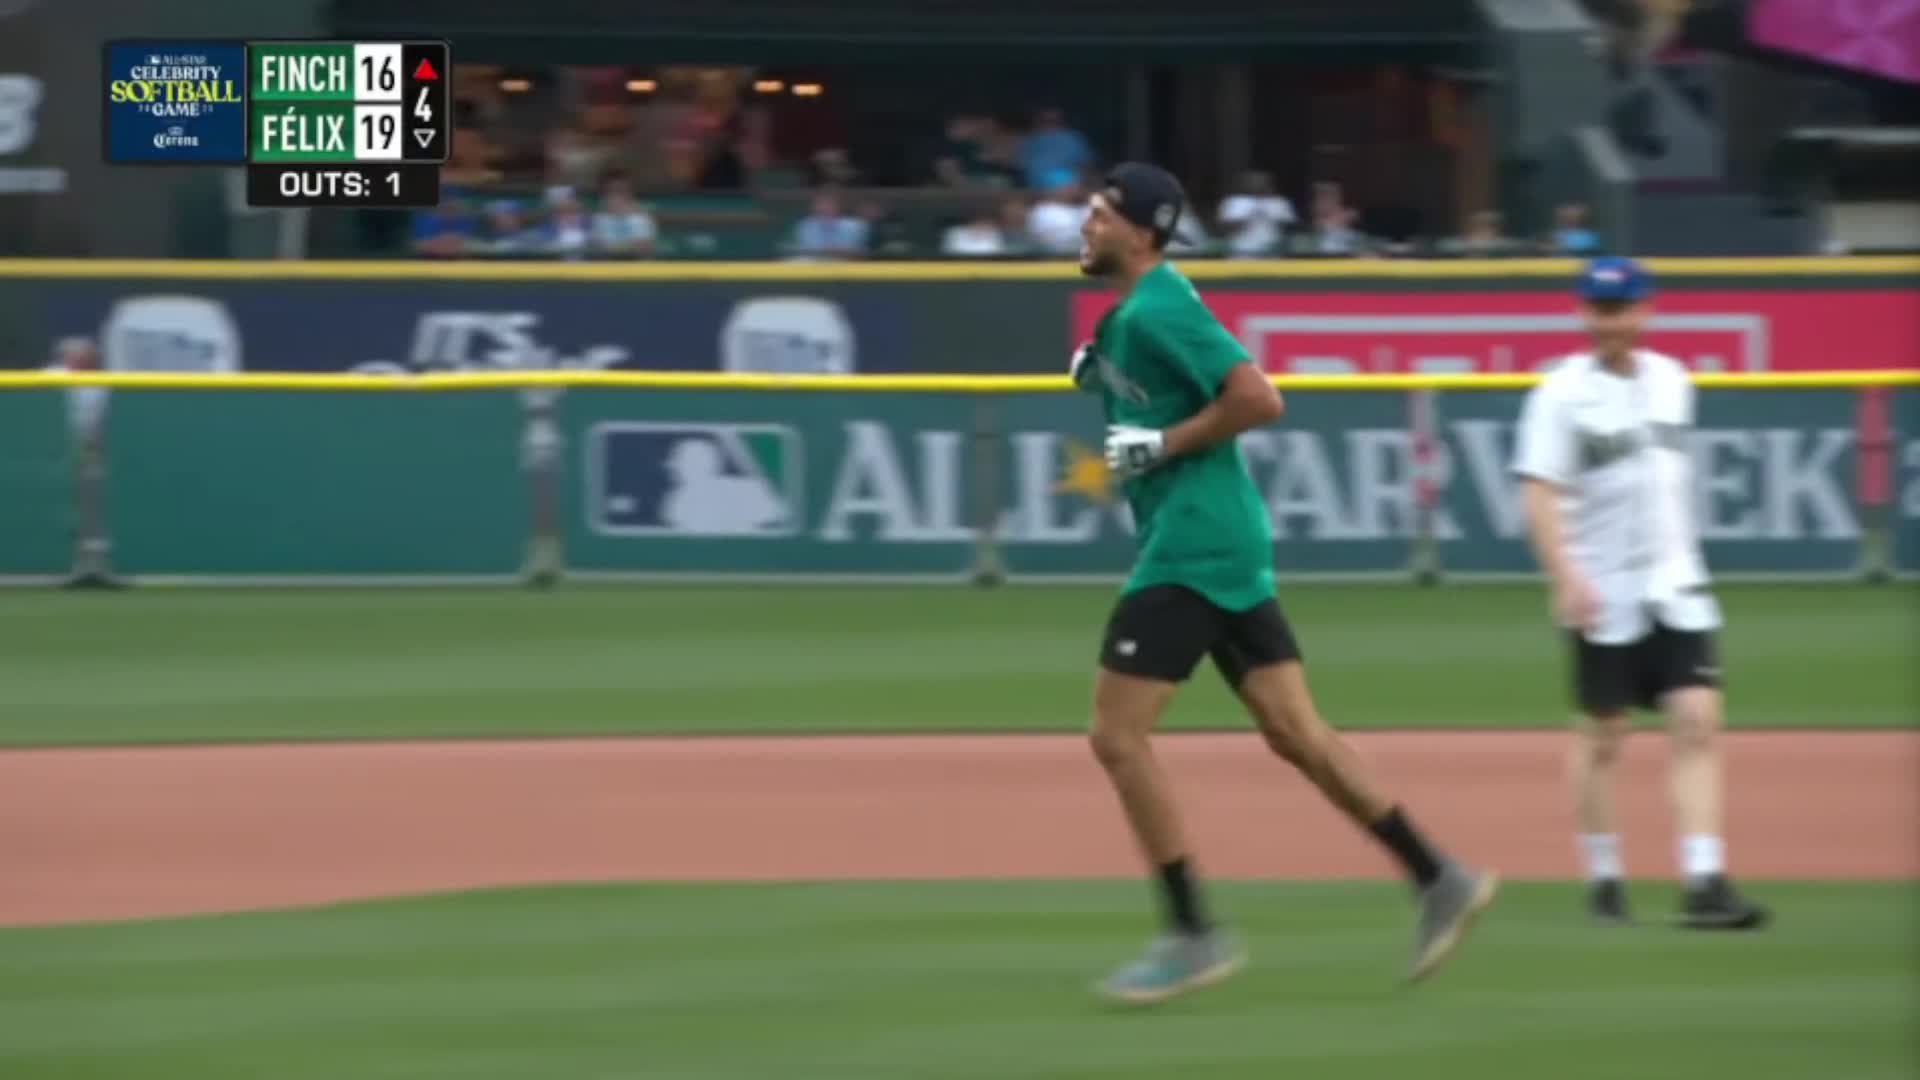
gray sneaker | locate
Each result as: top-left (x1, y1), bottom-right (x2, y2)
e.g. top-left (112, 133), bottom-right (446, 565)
top-left (1407, 863), bottom-right (1499, 984)
top-left (1096, 929), bottom-right (1246, 1006)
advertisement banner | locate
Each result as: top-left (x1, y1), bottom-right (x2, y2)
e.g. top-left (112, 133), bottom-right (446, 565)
top-left (4, 265), bottom-right (1913, 377)
top-left (1894, 388), bottom-right (1920, 575)
top-left (1749, 0), bottom-right (1920, 85)
top-left (1070, 288), bottom-right (1920, 375)
top-left (561, 386), bottom-right (1884, 579)
top-left (0, 384), bottom-right (1905, 580)
top-left (101, 390), bottom-right (527, 575)
top-left (0, 388), bottom-right (71, 576)
top-left (16, 281), bottom-right (910, 374)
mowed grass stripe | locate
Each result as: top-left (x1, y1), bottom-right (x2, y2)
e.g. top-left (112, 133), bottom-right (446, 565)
top-left (0, 882), bottom-right (1912, 1079)
top-left (0, 583), bottom-right (1911, 744)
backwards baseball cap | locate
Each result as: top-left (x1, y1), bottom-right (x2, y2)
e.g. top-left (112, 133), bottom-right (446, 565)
top-left (1577, 256), bottom-right (1653, 303)
top-left (1100, 162), bottom-right (1185, 246)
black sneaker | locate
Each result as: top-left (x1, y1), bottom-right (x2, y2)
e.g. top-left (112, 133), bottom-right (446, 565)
top-left (1589, 878), bottom-right (1633, 925)
top-left (1677, 875), bottom-right (1770, 931)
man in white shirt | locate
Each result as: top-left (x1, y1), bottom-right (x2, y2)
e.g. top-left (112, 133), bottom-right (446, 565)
top-left (1215, 170), bottom-right (1295, 258)
top-left (940, 207), bottom-right (1007, 257)
top-left (1026, 178), bottom-right (1090, 256)
top-left (1511, 257), bottom-right (1768, 931)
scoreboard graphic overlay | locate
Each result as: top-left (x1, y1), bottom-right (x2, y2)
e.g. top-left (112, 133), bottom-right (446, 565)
top-left (104, 39), bottom-right (449, 208)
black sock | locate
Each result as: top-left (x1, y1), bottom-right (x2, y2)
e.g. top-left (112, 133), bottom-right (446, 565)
top-left (1368, 806), bottom-right (1444, 887)
top-left (1156, 857), bottom-right (1210, 935)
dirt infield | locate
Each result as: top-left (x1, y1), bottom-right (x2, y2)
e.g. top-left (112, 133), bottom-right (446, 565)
top-left (1, 731), bottom-right (1914, 927)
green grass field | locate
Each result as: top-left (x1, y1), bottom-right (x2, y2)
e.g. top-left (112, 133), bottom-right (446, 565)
top-left (1, 881), bottom-right (1913, 1079)
top-left (0, 582), bottom-right (1911, 745)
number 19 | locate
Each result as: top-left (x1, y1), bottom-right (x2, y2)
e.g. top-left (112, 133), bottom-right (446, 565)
top-left (359, 111), bottom-right (396, 150)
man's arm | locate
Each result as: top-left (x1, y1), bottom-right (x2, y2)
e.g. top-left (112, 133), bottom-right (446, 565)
top-left (1163, 362), bottom-right (1284, 457)
top-left (1512, 381), bottom-right (1596, 628)
top-left (1104, 304), bottom-right (1282, 478)
top-left (1521, 478), bottom-right (1579, 586)
top-left (1522, 476), bottom-right (1599, 630)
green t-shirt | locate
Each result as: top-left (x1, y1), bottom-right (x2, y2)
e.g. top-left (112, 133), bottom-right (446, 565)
top-left (1087, 262), bottom-right (1276, 611)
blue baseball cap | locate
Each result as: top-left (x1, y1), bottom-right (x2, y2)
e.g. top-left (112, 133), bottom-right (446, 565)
top-left (1577, 256), bottom-right (1652, 303)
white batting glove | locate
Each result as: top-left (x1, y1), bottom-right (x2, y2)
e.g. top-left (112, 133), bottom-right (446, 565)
top-left (1105, 424), bottom-right (1165, 478)
top-left (1069, 341), bottom-right (1100, 392)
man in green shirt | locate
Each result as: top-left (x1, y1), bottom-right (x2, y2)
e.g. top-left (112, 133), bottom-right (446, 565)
top-left (1072, 163), bottom-right (1499, 1005)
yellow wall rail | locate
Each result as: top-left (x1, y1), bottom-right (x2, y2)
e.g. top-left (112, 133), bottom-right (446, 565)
top-left (1, 256), bottom-right (1917, 282)
top-left (0, 370), bottom-right (1915, 392)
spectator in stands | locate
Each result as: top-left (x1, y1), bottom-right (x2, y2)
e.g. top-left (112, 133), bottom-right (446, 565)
top-left (1217, 170), bottom-right (1297, 258)
top-left (411, 197), bottom-right (478, 257)
top-left (1025, 176), bottom-right (1090, 256)
top-left (930, 113), bottom-right (1020, 189)
top-left (860, 199), bottom-right (912, 257)
top-left (1442, 210), bottom-right (1521, 257)
top-left (1018, 108), bottom-right (1094, 191)
top-left (591, 174), bottom-right (659, 257)
top-left (1307, 181), bottom-right (1367, 255)
top-left (479, 200), bottom-right (540, 255)
top-left (941, 205), bottom-right (1008, 257)
top-left (789, 190), bottom-right (869, 258)
top-left (543, 194), bottom-right (592, 260)
top-left (1547, 203), bottom-right (1603, 255)
top-left (932, 155), bottom-right (969, 188)
top-left (934, 113), bottom-right (988, 184)
top-left (811, 147), bottom-right (861, 188)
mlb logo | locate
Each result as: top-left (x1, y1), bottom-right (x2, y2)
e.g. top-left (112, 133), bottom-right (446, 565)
top-left (588, 423), bottom-right (802, 537)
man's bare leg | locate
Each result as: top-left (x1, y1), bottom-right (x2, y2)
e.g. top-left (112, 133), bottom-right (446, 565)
top-left (1662, 686), bottom-right (1768, 928)
top-left (1089, 667), bottom-right (1244, 1003)
top-left (1571, 713), bottom-right (1632, 921)
top-left (1234, 660), bottom-right (1499, 983)
top-left (1089, 668), bottom-right (1189, 869)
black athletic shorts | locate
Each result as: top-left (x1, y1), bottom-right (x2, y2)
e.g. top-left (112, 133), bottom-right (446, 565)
top-left (1099, 584), bottom-right (1303, 688)
top-left (1571, 621), bottom-right (1721, 714)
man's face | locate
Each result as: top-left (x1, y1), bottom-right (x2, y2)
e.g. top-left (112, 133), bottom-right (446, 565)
top-left (1580, 298), bottom-right (1649, 348)
top-left (1079, 192), bottom-right (1143, 277)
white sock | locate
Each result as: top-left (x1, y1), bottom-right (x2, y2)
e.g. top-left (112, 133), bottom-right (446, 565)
top-left (1579, 833), bottom-right (1624, 881)
top-left (1680, 834), bottom-right (1724, 882)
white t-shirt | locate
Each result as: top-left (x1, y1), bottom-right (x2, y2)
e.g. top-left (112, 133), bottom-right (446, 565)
top-left (591, 209), bottom-right (658, 253)
top-left (1511, 349), bottom-right (1720, 644)
top-left (1027, 201), bottom-right (1088, 255)
top-left (941, 223), bottom-right (1006, 256)
top-left (1217, 194), bottom-right (1296, 256)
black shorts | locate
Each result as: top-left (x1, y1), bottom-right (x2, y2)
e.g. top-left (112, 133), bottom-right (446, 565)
top-left (1099, 584), bottom-right (1303, 688)
top-left (1571, 622), bottom-right (1721, 714)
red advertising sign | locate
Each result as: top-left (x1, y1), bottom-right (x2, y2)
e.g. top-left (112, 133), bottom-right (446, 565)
top-left (1070, 289), bottom-right (1919, 375)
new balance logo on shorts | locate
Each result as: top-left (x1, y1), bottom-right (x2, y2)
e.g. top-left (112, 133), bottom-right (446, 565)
top-left (589, 422), bottom-right (801, 537)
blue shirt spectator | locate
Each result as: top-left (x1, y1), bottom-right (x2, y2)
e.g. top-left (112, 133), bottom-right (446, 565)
top-left (410, 196), bottom-right (478, 256)
top-left (1018, 108), bottom-right (1094, 191)
top-left (789, 192), bottom-right (869, 259)
top-left (1550, 203), bottom-right (1603, 255)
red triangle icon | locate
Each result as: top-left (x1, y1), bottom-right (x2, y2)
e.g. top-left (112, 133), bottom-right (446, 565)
top-left (413, 58), bottom-right (438, 81)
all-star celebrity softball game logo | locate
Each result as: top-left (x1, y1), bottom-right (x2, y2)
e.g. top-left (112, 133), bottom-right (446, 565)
top-left (102, 40), bottom-right (247, 163)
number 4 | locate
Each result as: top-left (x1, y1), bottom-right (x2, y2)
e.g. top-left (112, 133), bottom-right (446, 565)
top-left (414, 86), bottom-right (432, 123)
